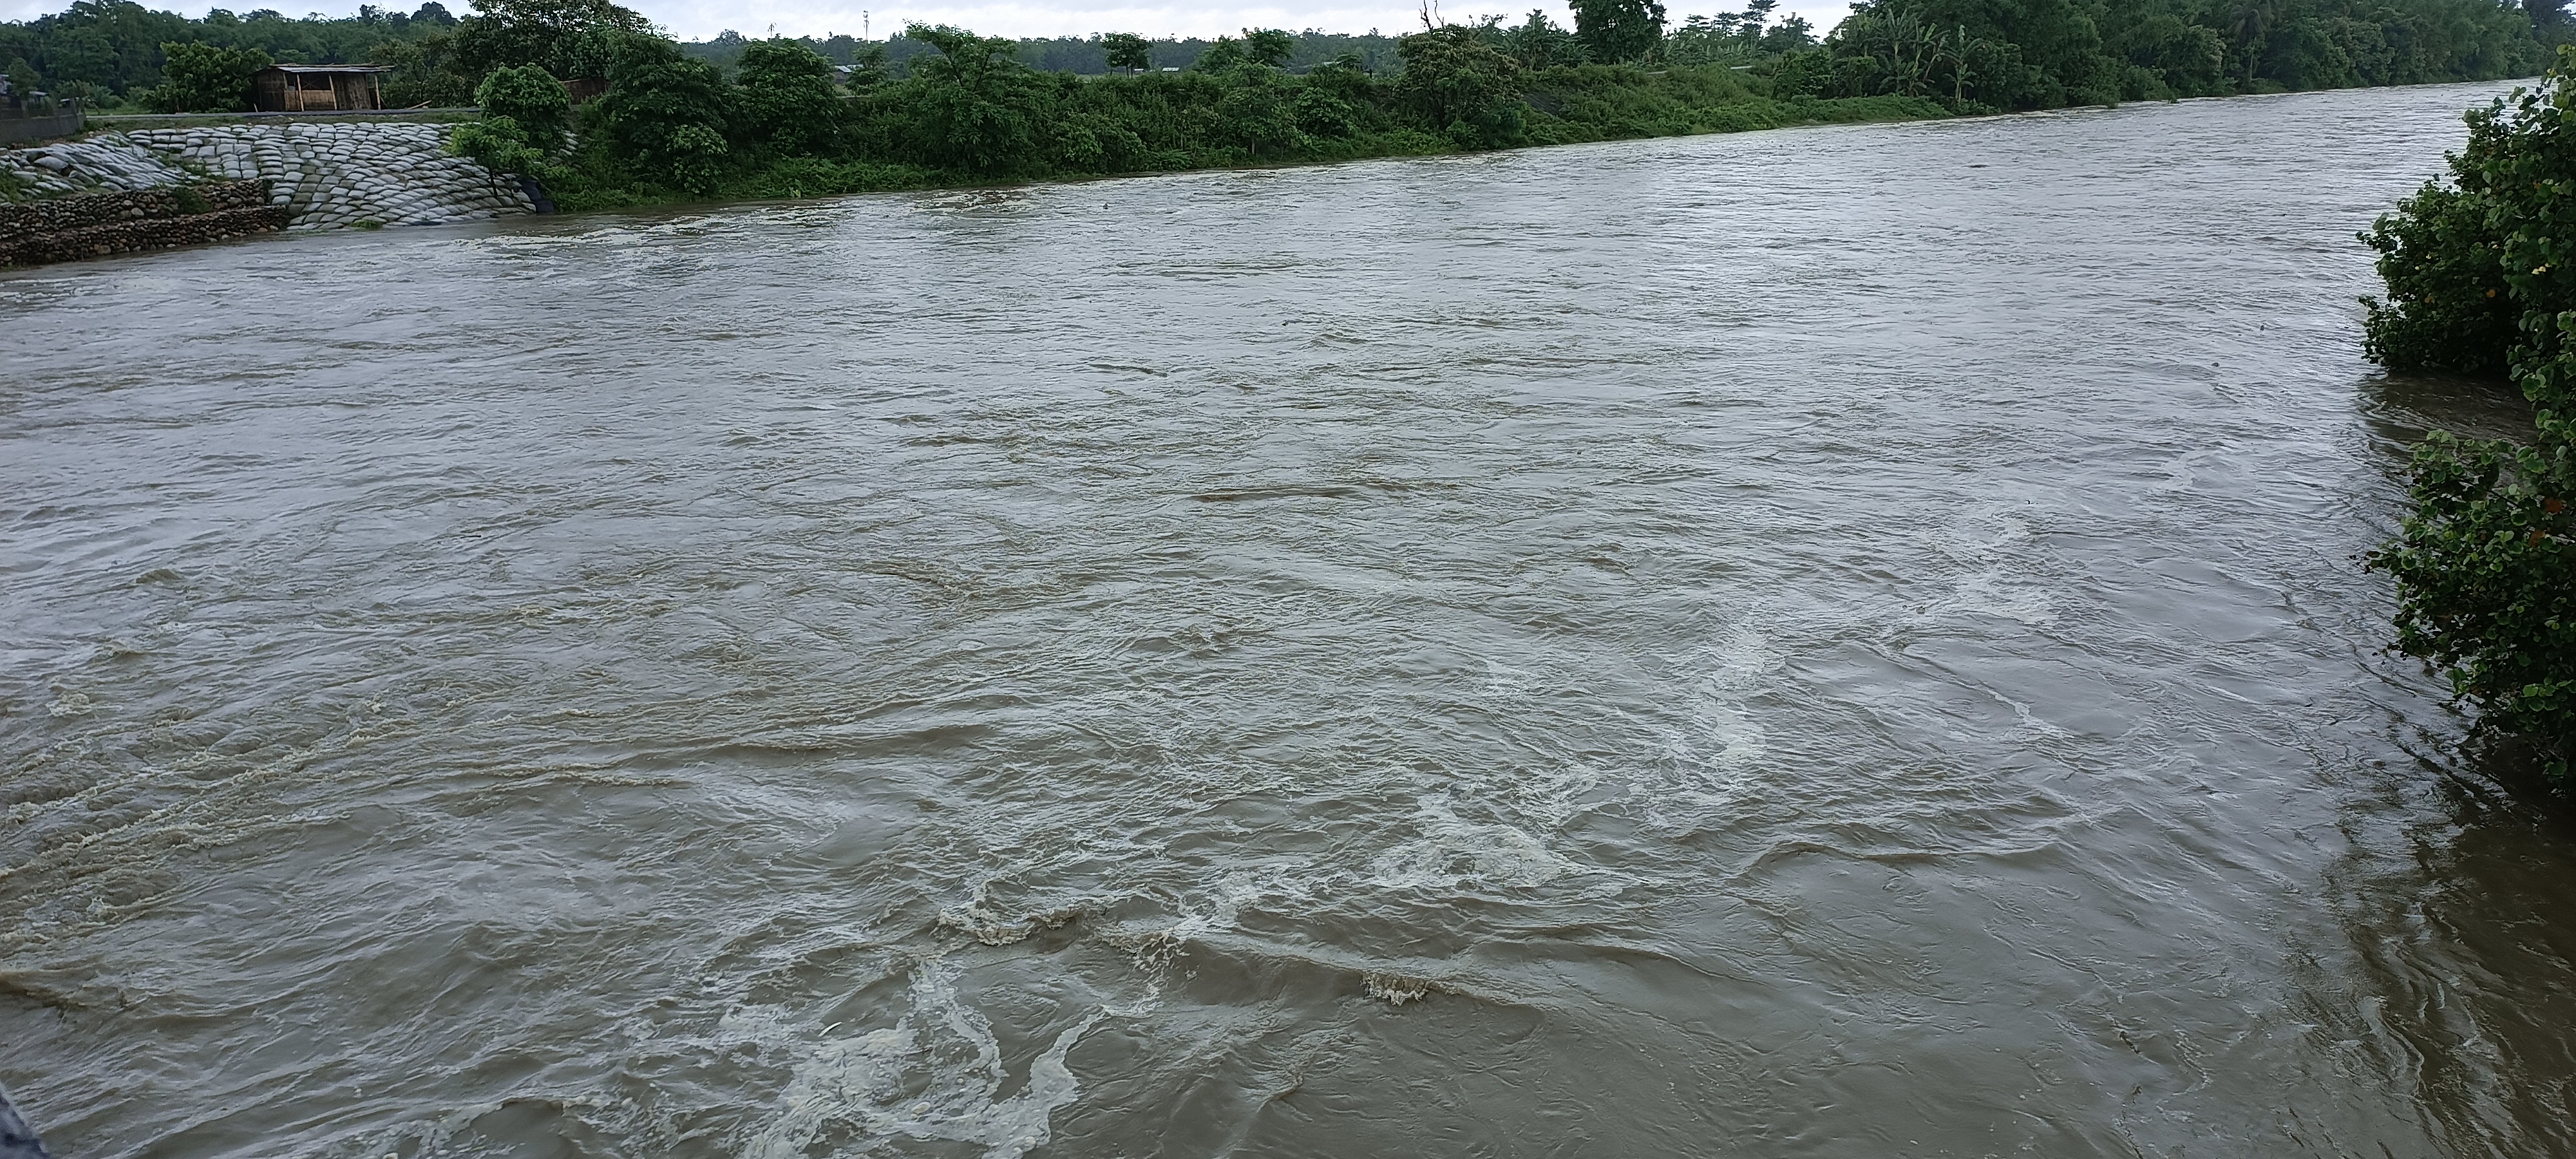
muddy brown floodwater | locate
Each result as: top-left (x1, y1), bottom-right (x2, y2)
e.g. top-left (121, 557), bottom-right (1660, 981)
top-left (6, 79), bottom-right (2576, 1159)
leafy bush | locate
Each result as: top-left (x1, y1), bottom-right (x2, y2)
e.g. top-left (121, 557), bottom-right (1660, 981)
top-left (451, 114), bottom-right (546, 173)
top-left (2360, 96), bottom-right (2549, 377)
top-left (2363, 50), bottom-right (2576, 782)
top-left (476, 63), bottom-right (571, 149)
top-left (147, 41), bottom-right (267, 112)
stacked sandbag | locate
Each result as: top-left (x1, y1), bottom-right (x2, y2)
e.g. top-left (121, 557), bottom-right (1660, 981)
top-left (3, 123), bottom-right (533, 232)
top-left (121, 122), bottom-right (533, 230)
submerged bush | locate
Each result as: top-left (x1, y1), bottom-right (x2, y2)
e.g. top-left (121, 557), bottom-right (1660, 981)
top-left (2363, 48), bottom-right (2576, 782)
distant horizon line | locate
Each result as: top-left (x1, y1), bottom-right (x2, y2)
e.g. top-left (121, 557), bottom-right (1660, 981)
top-left (0, 0), bottom-right (1861, 50)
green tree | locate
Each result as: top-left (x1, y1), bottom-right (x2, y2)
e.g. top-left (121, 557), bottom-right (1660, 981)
top-left (374, 32), bottom-right (475, 106)
top-left (1192, 35), bottom-right (1249, 71)
top-left (1215, 68), bottom-right (1299, 155)
top-left (586, 32), bottom-right (735, 193)
top-left (1395, 25), bottom-right (1525, 145)
top-left (1568, 0), bottom-right (1666, 62)
top-left (450, 0), bottom-right (649, 81)
top-left (1101, 31), bottom-right (1150, 71)
top-left (735, 37), bottom-right (842, 154)
top-left (1499, 10), bottom-right (1587, 69)
top-left (1771, 46), bottom-right (1830, 95)
top-left (147, 40), bottom-right (267, 111)
top-left (1849, 0), bottom-right (2116, 106)
top-left (475, 61), bottom-right (569, 147)
top-left (899, 23), bottom-right (1038, 174)
top-left (1828, 10), bottom-right (1944, 96)
top-left (1243, 27), bottom-right (1295, 67)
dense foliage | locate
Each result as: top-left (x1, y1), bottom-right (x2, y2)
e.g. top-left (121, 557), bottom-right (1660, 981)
top-left (2362, 50), bottom-right (2576, 782)
top-left (352, 1), bottom-right (1926, 210)
top-left (0, 0), bottom-right (454, 108)
top-left (680, 28), bottom-right (1412, 79)
top-left (1812, 0), bottom-right (2555, 111)
top-left (4, 0), bottom-right (2556, 116)
top-left (448, 60), bottom-right (564, 173)
top-left (146, 39), bottom-right (265, 111)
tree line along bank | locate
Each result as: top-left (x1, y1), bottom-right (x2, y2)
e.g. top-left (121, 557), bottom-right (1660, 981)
top-left (3, 0), bottom-right (2565, 118)
top-left (3, 0), bottom-right (2564, 210)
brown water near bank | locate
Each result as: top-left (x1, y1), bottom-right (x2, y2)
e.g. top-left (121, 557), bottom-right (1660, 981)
top-left (5, 79), bottom-right (2573, 1159)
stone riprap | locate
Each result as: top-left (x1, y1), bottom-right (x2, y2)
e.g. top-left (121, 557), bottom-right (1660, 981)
top-left (0, 179), bottom-right (287, 267)
top-left (0, 122), bottom-right (533, 232)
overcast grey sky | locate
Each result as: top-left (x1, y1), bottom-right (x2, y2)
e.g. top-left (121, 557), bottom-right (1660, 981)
top-left (1, 0), bottom-right (1857, 48)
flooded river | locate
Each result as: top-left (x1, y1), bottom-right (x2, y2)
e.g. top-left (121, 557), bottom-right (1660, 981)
top-left (7, 80), bottom-right (2575, 1158)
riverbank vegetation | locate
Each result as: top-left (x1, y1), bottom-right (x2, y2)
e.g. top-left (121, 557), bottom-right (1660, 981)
top-left (3, 0), bottom-right (2563, 118)
top-left (2363, 48), bottom-right (2576, 783)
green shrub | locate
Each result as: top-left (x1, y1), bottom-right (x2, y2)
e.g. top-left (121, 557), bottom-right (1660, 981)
top-left (452, 115), bottom-right (546, 174)
top-left (2363, 50), bottom-right (2576, 782)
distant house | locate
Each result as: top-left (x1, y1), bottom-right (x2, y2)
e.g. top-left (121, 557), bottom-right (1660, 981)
top-left (561, 77), bottom-right (609, 105)
top-left (252, 65), bottom-right (393, 113)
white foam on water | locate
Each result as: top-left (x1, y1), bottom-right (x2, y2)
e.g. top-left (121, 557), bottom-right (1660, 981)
top-left (1370, 795), bottom-right (1574, 890)
top-left (1989, 688), bottom-right (2073, 740)
top-left (1922, 507), bottom-right (2058, 627)
top-left (739, 960), bottom-right (1104, 1159)
top-left (1501, 763), bottom-right (1607, 829)
top-left (1925, 572), bottom-right (2060, 626)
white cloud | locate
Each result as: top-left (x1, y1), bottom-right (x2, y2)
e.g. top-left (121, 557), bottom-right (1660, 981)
top-left (0, 0), bottom-right (1859, 46)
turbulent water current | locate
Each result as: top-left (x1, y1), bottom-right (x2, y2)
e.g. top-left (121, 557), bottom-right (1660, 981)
top-left (8, 80), bottom-right (2576, 1158)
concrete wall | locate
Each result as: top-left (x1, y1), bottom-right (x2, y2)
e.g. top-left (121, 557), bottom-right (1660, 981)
top-left (0, 110), bottom-right (83, 145)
